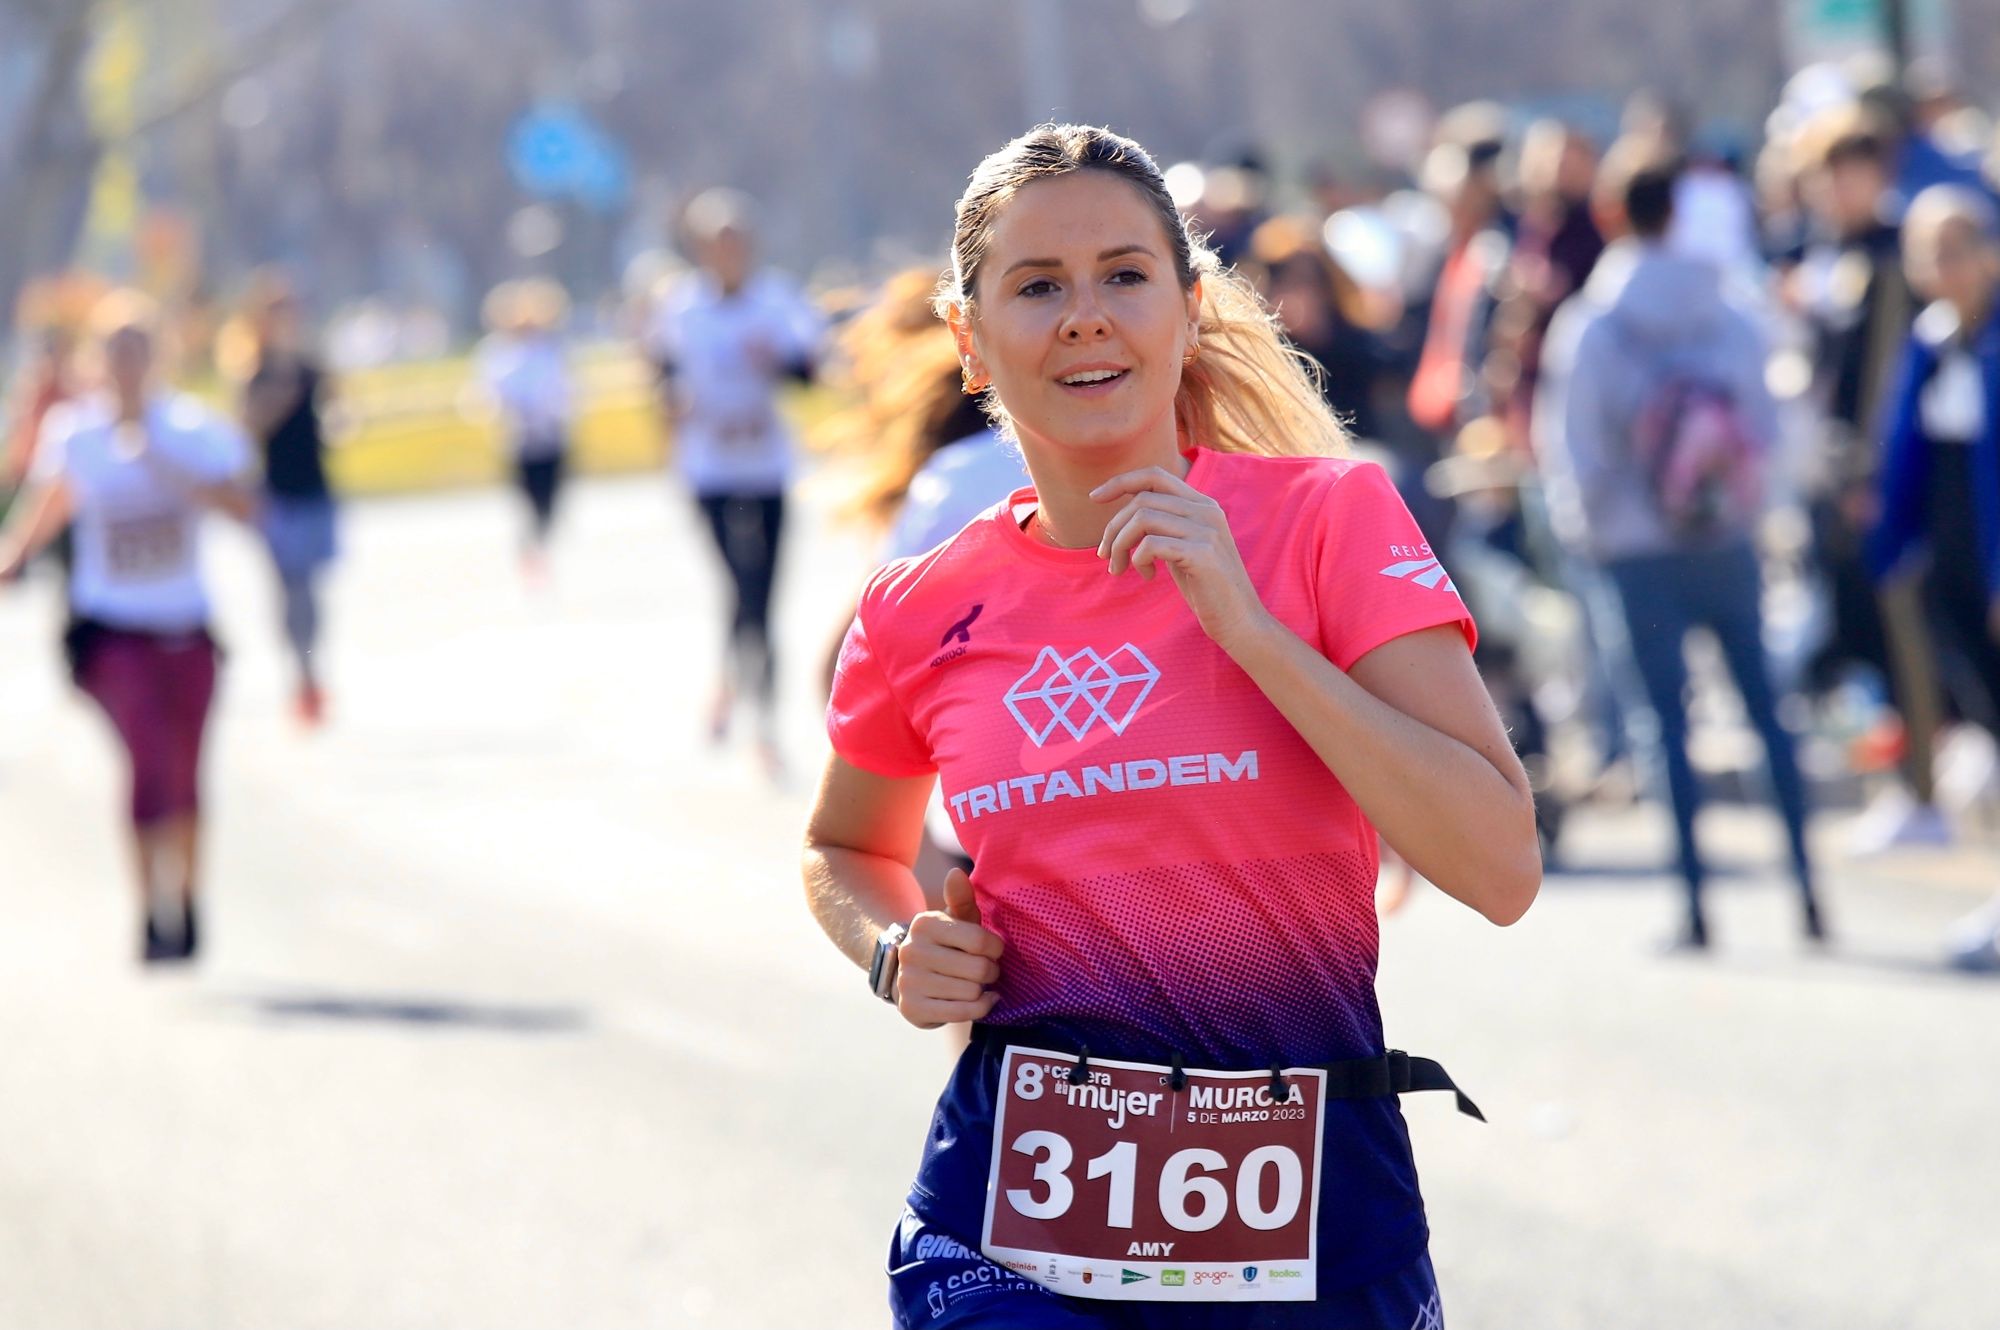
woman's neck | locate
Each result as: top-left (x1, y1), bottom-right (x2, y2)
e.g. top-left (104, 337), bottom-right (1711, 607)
top-left (112, 388), bottom-right (148, 423)
top-left (1021, 426), bottom-right (1189, 550)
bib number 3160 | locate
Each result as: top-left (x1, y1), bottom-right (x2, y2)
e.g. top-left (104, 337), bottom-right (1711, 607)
top-left (979, 1047), bottom-right (1325, 1303)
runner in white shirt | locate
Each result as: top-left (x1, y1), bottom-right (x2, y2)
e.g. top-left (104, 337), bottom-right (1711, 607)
top-left (884, 427), bottom-right (1030, 561)
top-left (0, 291), bottom-right (255, 962)
top-left (476, 279), bottom-right (575, 580)
top-left (646, 189), bottom-right (824, 771)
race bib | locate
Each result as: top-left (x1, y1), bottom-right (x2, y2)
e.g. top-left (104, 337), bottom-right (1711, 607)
top-left (710, 408), bottom-right (776, 448)
top-left (103, 511), bottom-right (190, 581)
top-left (980, 1046), bottom-right (1324, 1303)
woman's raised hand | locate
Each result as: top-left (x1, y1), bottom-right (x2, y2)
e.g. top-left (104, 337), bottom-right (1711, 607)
top-left (896, 868), bottom-right (1003, 1030)
top-left (1093, 465), bottom-right (1272, 653)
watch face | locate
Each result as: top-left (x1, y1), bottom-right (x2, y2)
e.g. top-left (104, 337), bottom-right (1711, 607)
top-left (871, 926), bottom-right (906, 1001)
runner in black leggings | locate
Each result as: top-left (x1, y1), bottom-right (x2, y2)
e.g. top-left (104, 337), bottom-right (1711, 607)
top-left (231, 271), bottom-right (340, 726)
top-left (646, 189), bottom-right (824, 773)
top-left (694, 488), bottom-right (785, 718)
top-left (478, 279), bottom-right (574, 582)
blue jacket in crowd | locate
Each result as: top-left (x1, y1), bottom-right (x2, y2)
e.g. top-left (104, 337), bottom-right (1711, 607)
top-left (1869, 302), bottom-right (2000, 604)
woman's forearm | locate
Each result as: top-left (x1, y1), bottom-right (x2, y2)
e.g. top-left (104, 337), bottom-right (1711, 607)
top-left (196, 481), bottom-right (258, 522)
top-left (137, 450), bottom-right (257, 522)
top-left (1227, 614), bottom-right (1539, 923)
top-left (803, 843), bottom-right (931, 970)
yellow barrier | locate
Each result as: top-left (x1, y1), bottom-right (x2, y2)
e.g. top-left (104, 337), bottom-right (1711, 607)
top-left (325, 342), bottom-right (667, 497)
top-left (0, 344), bottom-right (841, 502)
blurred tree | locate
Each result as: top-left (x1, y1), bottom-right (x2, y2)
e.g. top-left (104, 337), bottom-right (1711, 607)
top-left (1, 0), bottom-right (99, 330)
top-left (0, 0), bottom-right (331, 327)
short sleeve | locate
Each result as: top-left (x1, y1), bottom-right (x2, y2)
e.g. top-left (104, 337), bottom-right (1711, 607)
top-left (27, 405), bottom-right (76, 484)
top-left (827, 606), bottom-right (935, 777)
top-left (202, 415), bottom-right (254, 481)
top-left (473, 337), bottom-right (503, 391)
top-left (1312, 462), bottom-right (1477, 671)
top-left (880, 434), bottom-right (1023, 561)
top-left (547, 349), bottom-right (575, 418)
top-left (643, 290), bottom-right (683, 368)
top-left (771, 279), bottom-right (825, 360)
top-left (882, 465), bottom-right (961, 562)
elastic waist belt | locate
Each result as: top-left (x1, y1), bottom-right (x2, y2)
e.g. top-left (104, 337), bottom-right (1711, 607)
top-left (1323, 1049), bottom-right (1484, 1122)
top-left (973, 1026), bottom-right (1484, 1122)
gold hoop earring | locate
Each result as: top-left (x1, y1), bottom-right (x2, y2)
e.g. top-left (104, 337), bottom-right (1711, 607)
top-left (961, 368), bottom-right (987, 395)
top-left (1182, 343), bottom-right (1199, 367)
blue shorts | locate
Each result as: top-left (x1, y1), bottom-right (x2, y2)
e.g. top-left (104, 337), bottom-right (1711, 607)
top-left (888, 1208), bottom-right (1444, 1329)
top-left (259, 495), bottom-right (338, 577)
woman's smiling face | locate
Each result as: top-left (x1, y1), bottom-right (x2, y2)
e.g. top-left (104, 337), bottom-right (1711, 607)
top-left (957, 171), bottom-right (1200, 460)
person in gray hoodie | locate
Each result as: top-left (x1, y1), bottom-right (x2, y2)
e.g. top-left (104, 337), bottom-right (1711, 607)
top-left (1536, 153), bottom-right (1825, 950)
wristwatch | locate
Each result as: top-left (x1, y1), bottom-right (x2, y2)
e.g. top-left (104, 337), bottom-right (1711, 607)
top-left (868, 923), bottom-right (908, 1004)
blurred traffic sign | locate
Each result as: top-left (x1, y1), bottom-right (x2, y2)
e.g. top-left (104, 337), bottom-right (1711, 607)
top-left (508, 103), bottom-right (631, 213)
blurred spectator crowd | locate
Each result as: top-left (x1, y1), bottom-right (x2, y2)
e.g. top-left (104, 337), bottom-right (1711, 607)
top-left (6, 50), bottom-right (2000, 964)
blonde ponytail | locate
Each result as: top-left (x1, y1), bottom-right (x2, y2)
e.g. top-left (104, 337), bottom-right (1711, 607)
top-left (1175, 248), bottom-right (1349, 459)
top-left (814, 266), bottom-right (991, 527)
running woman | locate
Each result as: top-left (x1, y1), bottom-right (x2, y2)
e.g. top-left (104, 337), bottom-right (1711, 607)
top-left (0, 291), bottom-right (255, 962)
top-left (476, 278), bottom-right (575, 580)
top-left (228, 271), bottom-right (340, 724)
top-left (803, 126), bottom-right (1541, 1328)
top-left (647, 189), bottom-right (824, 769)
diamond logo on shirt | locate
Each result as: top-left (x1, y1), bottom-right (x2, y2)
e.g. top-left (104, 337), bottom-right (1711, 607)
top-left (1003, 644), bottom-right (1160, 747)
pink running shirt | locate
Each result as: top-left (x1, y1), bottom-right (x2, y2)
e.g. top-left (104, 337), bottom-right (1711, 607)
top-left (828, 447), bottom-right (1474, 1065)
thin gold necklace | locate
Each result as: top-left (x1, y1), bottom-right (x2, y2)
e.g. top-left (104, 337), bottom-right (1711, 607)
top-left (1031, 508), bottom-right (1094, 550)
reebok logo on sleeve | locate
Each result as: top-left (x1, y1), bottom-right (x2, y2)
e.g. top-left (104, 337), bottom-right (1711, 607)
top-left (1377, 544), bottom-right (1456, 593)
